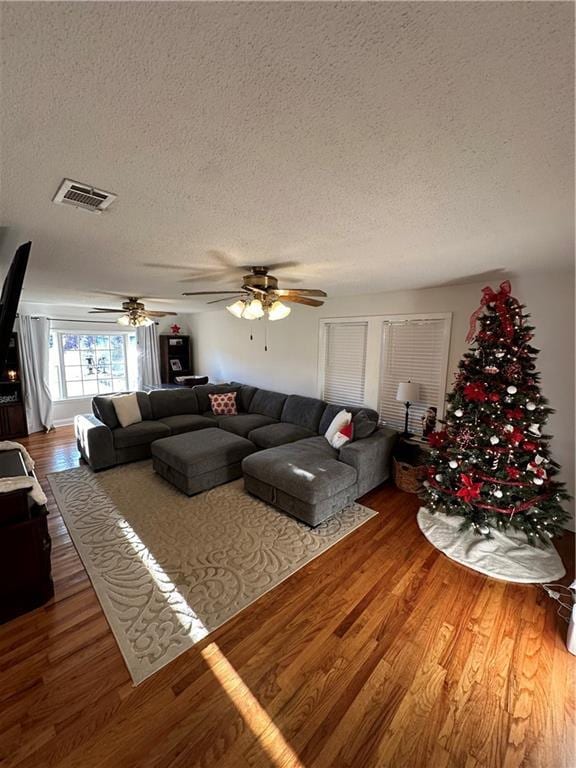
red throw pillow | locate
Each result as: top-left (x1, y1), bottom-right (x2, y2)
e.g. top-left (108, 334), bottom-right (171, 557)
top-left (328, 421), bottom-right (354, 449)
top-left (209, 392), bottom-right (238, 416)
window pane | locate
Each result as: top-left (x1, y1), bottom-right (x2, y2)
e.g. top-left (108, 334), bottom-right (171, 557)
top-left (111, 346), bottom-right (124, 362)
top-left (81, 352), bottom-right (98, 375)
top-left (65, 366), bottom-right (82, 381)
top-left (112, 378), bottom-right (126, 392)
top-left (111, 361), bottom-right (125, 377)
top-left (80, 335), bottom-right (96, 350)
top-left (83, 380), bottom-right (99, 395)
top-left (62, 334), bottom-right (79, 351)
top-left (63, 349), bottom-right (81, 366)
top-left (66, 381), bottom-right (84, 397)
top-left (98, 379), bottom-right (112, 393)
top-left (96, 335), bottom-right (109, 350)
top-left (96, 354), bottom-right (110, 375)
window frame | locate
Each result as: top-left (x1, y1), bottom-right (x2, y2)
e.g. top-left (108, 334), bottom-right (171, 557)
top-left (49, 330), bottom-right (135, 402)
top-left (317, 312), bottom-right (452, 421)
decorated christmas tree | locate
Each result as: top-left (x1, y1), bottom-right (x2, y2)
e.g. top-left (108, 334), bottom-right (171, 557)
top-left (422, 280), bottom-right (570, 545)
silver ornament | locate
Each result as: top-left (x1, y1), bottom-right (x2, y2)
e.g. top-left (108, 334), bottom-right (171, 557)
top-left (507, 385), bottom-right (517, 394)
top-left (449, 460), bottom-right (458, 469)
top-left (490, 436), bottom-right (500, 445)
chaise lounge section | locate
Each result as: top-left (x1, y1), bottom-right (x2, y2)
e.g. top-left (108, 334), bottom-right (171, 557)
top-left (74, 382), bottom-right (397, 525)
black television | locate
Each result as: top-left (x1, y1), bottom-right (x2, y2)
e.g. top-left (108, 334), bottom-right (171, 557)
top-left (0, 241), bottom-right (31, 376)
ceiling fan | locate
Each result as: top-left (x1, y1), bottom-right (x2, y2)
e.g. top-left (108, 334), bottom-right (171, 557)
top-left (89, 297), bottom-right (177, 327)
top-left (182, 266), bottom-right (327, 321)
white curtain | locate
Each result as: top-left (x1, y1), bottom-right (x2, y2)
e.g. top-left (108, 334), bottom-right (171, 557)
top-left (136, 323), bottom-right (161, 389)
top-left (18, 315), bottom-right (54, 433)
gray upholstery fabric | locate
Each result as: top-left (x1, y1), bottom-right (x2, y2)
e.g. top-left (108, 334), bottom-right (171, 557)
top-left (149, 388), bottom-right (199, 419)
top-left (75, 413), bottom-right (116, 470)
top-left (193, 383), bottom-right (241, 413)
top-left (217, 413), bottom-right (276, 437)
top-left (112, 421), bottom-right (171, 449)
top-left (154, 459), bottom-right (245, 496)
top-left (157, 414), bottom-right (215, 435)
top-left (230, 382), bottom-right (258, 412)
top-left (280, 395), bottom-right (325, 431)
top-left (242, 442), bottom-right (357, 503)
top-left (293, 435), bottom-right (339, 457)
top-left (151, 429), bottom-right (256, 476)
top-left (352, 409), bottom-right (378, 440)
top-left (93, 390), bottom-right (152, 429)
top-left (248, 422), bottom-right (316, 449)
top-left (339, 426), bottom-right (397, 496)
top-left (318, 403), bottom-right (379, 435)
top-left (248, 388), bottom-right (287, 419)
top-left (244, 474), bottom-right (358, 527)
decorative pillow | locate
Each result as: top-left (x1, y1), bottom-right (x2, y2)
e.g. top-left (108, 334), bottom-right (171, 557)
top-left (330, 421), bottom-right (353, 449)
top-left (112, 392), bottom-right (142, 428)
top-left (209, 391), bottom-right (238, 416)
top-left (324, 409), bottom-right (352, 444)
top-left (352, 410), bottom-right (378, 441)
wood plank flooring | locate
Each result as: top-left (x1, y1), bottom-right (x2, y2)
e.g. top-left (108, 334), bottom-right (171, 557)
top-left (0, 426), bottom-right (573, 768)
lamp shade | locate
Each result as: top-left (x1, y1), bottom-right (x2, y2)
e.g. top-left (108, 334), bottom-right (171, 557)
top-left (267, 300), bottom-right (291, 321)
top-left (396, 381), bottom-right (420, 403)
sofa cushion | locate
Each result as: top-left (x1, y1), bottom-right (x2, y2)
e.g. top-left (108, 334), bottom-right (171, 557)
top-left (280, 395), bottom-right (325, 432)
top-left (248, 388), bottom-right (287, 419)
top-left (93, 391), bottom-right (152, 429)
top-left (293, 435), bottom-right (339, 457)
top-left (149, 388), bottom-right (199, 419)
top-left (318, 403), bottom-right (379, 436)
top-left (352, 409), bottom-right (378, 440)
top-left (152, 428), bottom-right (256, 476)
top-left (157, 414), bottom-right (216, 435)
top-left (242, 442), bottom-right (357, 504)
top-left (112, 420), bottom-right (171, 449)
top-left (193, 383), bottom-right (241, 413)
top-left (230, 382), bottom-right (258, 412)
top-left (217, 413), bottom-right (277, 438)
top-left (248, 422), bottom-right (315, 449)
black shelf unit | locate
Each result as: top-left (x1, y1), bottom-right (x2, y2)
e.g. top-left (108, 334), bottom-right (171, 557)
top-left (0, 332), bottom-right (27, 439)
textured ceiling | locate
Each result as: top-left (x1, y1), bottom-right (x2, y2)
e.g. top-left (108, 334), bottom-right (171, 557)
top-left (1, 2), bottom-right (573, 314)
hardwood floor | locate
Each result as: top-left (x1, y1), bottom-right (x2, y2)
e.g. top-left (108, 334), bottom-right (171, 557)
top-left (1, 427), bottom-right (573, 768)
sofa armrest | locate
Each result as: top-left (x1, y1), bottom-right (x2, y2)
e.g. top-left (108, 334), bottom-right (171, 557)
top-left (74, 414), bottom-right (116, 471)
top-left (339, 426), bottom-right (398, 497)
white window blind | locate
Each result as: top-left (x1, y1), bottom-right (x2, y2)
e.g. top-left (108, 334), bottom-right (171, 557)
top-left (378, 319), bottom-right (448, 431)
top-left (322, 321), bottom-right (368, 407)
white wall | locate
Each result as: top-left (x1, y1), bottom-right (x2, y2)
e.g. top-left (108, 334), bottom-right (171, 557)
top-left (189, 269), bottom-right (575, 527)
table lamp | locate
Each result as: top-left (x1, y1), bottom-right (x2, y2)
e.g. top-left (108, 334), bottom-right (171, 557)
top-left (396, 381), bottom-right (420, 436)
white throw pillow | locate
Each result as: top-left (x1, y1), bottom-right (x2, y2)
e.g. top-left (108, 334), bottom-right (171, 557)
top-left (112, 393), bottom-right (142, 428)
top-left (324, 409), bottom-right (352, 444)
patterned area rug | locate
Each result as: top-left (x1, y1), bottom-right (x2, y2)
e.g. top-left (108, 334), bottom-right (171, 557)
top-left (48, 462), bottom-right (376, 684)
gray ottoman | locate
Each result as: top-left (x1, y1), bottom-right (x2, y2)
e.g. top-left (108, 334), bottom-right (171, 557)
top-left (242, 442), bottom-right (358, 526)
top-left (151, 428), bottom-right (257, 496)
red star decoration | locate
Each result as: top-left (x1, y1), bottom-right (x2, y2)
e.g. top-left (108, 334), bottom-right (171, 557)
top-left (170, 324), bottom-right (181, 335)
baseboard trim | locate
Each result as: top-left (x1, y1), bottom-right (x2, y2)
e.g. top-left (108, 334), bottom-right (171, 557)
top-left (54, 417), bottom-right (75, 428)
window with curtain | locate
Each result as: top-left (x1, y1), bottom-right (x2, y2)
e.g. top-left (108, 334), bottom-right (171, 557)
top-left (320, 321), bottom-right (368, 407)
top-left (378, 319), bottom-right (450, 432)
top-left (48, 332), bottom-right (138, 399)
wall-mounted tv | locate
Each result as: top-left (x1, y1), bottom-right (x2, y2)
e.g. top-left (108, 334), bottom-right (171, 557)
top-left (0, 241), bottom-right (31, 375)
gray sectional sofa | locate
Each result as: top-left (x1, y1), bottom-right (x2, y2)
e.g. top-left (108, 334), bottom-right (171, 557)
top-left (74, 382), bottom-right (397, 526)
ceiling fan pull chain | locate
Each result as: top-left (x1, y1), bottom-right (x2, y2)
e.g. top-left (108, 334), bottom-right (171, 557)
top-left (264, 322), bottom-right (268, 352)
top-left (249, 323), bottom-right (253, 342)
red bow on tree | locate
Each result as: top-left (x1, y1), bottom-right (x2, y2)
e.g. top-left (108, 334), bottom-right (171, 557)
top-left (463, 382), bottom-right (488, 402)
top-left (505, 427), bottom-right (524, 446)
top-left (466, 280), bottom-right (519, 344)
top-left (505, 408), bottom-right (524, 420)
top-left (506, 466), bottom-right (521, 480)
top-left (456, 474), bottom-right (484, 503)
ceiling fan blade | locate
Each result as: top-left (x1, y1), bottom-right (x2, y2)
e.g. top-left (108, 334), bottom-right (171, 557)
top-left (206, 295), bottom-right (244, 305)
top-left (182, 291), bottom-right (246, 296)
top-left (244, 285), bottom-right (267, 295)
top-left (274, 289), bottom-right (327, 297)
top-left (281, 296), bottom-right (324, 307)
top-left (145, 310), bottom-right (178, 317)
top-left (240, 261), bottom-right (300, 272)
top-left (89, 308), bottom-right (125, 313)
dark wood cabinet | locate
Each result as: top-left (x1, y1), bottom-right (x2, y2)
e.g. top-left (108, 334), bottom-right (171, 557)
top-left (159, 334), bottom-right (192, 384)
top-left (0, 449), bottom-right (53, 623)
top-left (0, 333), bottom-right (27, 439)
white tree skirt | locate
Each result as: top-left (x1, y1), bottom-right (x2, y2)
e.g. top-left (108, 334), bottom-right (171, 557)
top-left (417, 508), bottom-right (565, 583)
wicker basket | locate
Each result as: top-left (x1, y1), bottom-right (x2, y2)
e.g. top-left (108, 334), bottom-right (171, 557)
top-left (393, 458), bottom-right (427, 494)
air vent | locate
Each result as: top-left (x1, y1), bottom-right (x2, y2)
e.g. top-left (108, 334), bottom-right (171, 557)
top-left (52, 178), bottom-right (117, 213)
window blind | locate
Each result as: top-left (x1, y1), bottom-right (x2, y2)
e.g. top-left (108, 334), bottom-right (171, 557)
top-left (378, 319), bottom-right (448, 432)
top-left (322, 321), bottom-right (368, 407)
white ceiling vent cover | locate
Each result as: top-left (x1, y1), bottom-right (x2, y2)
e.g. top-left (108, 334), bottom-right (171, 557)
top-left (52, 178), bottom-right (117, 213)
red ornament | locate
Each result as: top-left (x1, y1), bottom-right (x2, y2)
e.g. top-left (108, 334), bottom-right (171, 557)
top-left (505, 427), bottom-right (524, 446)
top-left (170, 324), bottom-right (181, 335)
top-left (428, 430), bottom-right (449, 449)
top-left (505, 408), bottom-right (523, 420)
top-left (506, 466), bottom-right (521, 480)
top-left (456, 474), bottom-right (484, 503)
top-left (522, 440), bottom-right (538, 451)
top-left (488, 392), bottom-right (501, 402)
top-left (464, 382), bottom-right (488, 402)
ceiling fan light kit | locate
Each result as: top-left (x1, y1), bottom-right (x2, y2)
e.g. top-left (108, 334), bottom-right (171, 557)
top-left (89, 297), bottom-right (177, 327)
top-left (186, 266), bottom-right (326, 322)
